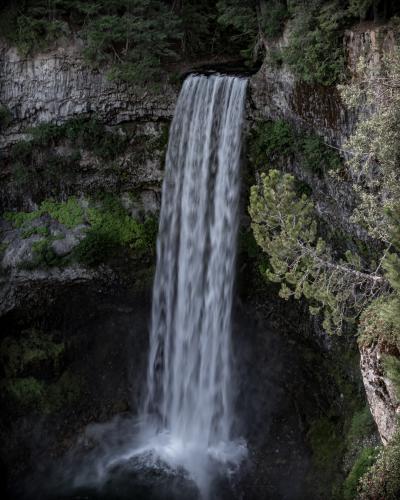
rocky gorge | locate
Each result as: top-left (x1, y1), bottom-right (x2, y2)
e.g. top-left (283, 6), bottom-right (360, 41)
top-left (1, 10), bottom-right (399, 500)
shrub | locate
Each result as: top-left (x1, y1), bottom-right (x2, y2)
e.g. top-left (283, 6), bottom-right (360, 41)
top-left (72, 229), bottom-right (117, 267)
top-left (249, 119), bottom-right (342, 177)
top-left (359, 432), bottom-right (400, 499)
top-left (73, 196), bottom-right (158, 266)
top-left (282, 1), bottom-right (349, 86)
top-left (249, 120), bottom-right (295, 167)
top-left (301, 135), bottom-right (341, 175)
top-left (358, 295), bottom-right (400, 350)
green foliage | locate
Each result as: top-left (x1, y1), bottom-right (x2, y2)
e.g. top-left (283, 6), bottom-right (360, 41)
top-left (216, 0), bottom-right (259, 62)
top-left (0, 325), bottom-right (82, 415)
top-left (0, 5), bottom-right (65, 56)
top-left (249, 120), bottom-right (295, 166)
top-left (358, 431), bottom-right (400, 499)
top-left (4, 194), bottom-right (157, 268)
top-left (82, 1), bottom-right (182, 84)
top-left (25, 238), bottom-right (64, 269)
top-left (1, 371), bottom-right (82, 415)
top-left (348, 0), bottom-right (374, 20)
top-left (73, 195), bottom-right (157, 266)
top-left (26, 118), bottom-right (128, 160)
top-left (282, 0), bottom-right (349, 85)
top-left (40, 197), bottom-right (84, 228)
top-left (21, 225), bottom-right (50, 238)
top-left (301, 134), bottom-right (341, 175)
top-left (262, 1), bottom-right (288, 39)
top-left (249, 119), bottom-right (341, 176)
top-left (358, 295), bottom-right (400, 350)
top-left (343, 447), bottom-right (380, 500)
top-left (339, 50), bottom-right (400, 243)
top-left (249, 169), bottom-right (382, 334)
top-left (4, 209), bottom-right (39, 228)
top-left (5, 197), bottom-right (84, 230)
top-left (7, 118), bottom-right (128, 195)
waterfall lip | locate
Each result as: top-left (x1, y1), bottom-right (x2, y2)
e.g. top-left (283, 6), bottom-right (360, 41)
top-left (188, 71), bottom-right (250, 80)
top-left (180, 60), bottom-right (261, 80)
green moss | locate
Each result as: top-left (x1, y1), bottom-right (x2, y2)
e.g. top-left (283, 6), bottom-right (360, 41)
top-left (5, 197), bottom-right (83, 230)
top-left (343, 447), bottom-right (380, 500)
top-left (40, 197), bottom-right (84, 228)
top-left (4, 210), bottom-right (39, 229)
top-left (25, 238), bottom-right (65, 269)
top-left (21, 225), bottom-right (50, 239)
top-left (4, 194), bottom-right (157, 268)
top-left (73, 195), bottom-right (157, 266)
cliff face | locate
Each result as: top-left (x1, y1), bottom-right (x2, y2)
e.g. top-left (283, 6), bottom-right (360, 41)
top-left (360, 344), bottom-right (400, 445)
top-left (248, 24), bottom-right (398, 445)
top-left (0, 24), bottom-right (397, 454)
top-left (0, 40), bottom-right (177, 149)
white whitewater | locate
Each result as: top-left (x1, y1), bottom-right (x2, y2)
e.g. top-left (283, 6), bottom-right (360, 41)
top-left (142, 73), bottom-right (248, 494)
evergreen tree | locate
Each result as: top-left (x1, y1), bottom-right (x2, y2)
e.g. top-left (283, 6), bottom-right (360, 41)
top-left (249, 169), bottom-right (387, 334)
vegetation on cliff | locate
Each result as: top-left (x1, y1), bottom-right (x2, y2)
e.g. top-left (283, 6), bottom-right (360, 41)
top-left (4, 194), bottom-right (158, 269)
top-left (248, 24), bottom-right (400, 498)
top-left (1, 1), bottom-right (400, 85)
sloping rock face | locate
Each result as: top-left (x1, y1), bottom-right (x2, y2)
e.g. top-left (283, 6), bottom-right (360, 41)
top-left (360, 344), bottom-right (400, 445)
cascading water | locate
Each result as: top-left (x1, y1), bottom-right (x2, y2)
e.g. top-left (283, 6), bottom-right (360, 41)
top-left (141, 73), bottom-right (248, 494)
top-left (69, 74), bottom-right (248, 499)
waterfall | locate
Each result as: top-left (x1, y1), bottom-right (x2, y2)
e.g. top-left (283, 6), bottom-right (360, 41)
top-left (66, 74), bottom-right (248, 499)
top-left (142, 74), bottom-right (248, 492)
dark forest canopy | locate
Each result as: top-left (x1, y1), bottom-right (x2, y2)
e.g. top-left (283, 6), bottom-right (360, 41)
top-left (0, 0), bottom-right (399, 84)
